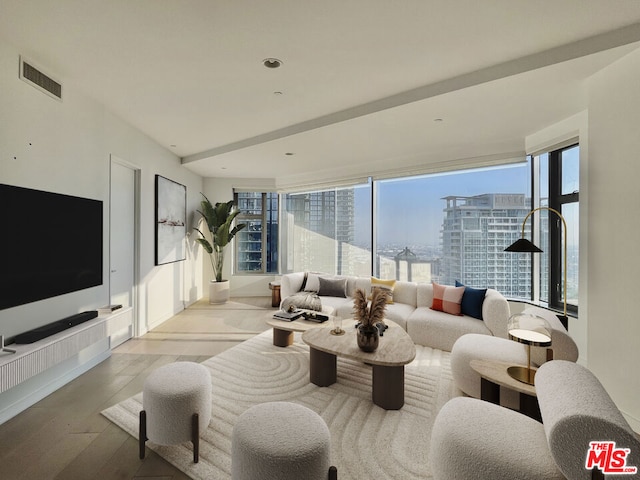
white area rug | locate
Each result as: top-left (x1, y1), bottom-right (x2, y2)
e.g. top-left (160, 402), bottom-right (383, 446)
top-left (102, 329), bottom-right (457, 479)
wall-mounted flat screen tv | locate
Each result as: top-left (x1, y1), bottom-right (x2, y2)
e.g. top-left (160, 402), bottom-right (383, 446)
top-left (0, 184), bottom-right (103, 310)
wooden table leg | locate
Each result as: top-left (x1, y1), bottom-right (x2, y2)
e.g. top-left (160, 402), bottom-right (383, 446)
top-left (270, 285), bottom-right (281, 307)
top-left (309, 347), bottom-right (336, 386)
top-left (273, 328), bottom-right (294, 347)
top-left (372, 364), bottom-right (405, 410)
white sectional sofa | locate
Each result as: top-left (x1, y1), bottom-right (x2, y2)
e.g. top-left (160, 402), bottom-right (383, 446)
top-left (280, 272), bottom-right (510, 351)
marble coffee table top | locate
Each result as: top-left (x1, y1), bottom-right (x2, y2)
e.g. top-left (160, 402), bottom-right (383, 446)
top-left (266, 315), bottom-right (330, 333)
top-left (302, 319), bottom-right (416, 367)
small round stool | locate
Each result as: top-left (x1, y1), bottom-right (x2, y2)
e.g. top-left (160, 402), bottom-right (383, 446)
top-left (139, 361), bottom-right (212, 463)
top-left (232, 402), bottom-right (336, 480)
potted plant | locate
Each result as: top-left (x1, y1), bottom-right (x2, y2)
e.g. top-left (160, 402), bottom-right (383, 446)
top-left (194, 194), bottom-right (246, 303)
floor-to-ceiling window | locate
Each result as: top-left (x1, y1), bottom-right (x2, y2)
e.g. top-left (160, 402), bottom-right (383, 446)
top-left (280, 182), bottom-right (372, 276)
top-left (535, 144), bottom-right (579, 314)
top-left (375, 162), bottom-right (532, 296)
top-left (231, 150), bottom-right (578, 312)
top-left (234, 192), bottom-right (278, 274)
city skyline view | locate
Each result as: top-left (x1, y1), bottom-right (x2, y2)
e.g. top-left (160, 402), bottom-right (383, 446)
top-left (236, 146), bottom-right (578, 308)
top-left (353, 161), bottom-right (531, 247)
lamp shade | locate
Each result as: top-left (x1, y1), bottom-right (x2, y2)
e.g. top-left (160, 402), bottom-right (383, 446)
top-left (504, 238), bottom-right (543, 253)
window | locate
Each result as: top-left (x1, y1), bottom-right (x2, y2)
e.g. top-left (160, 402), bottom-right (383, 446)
top-left (536, 144), bottom-right (579, 313)
top-left (280, 183), bottom-right (372, 276)
top-left (375, 164), bottom-right (531, 290)
top-left (231, 146), bottom-right (578, 312)
top-left (234, 192), bottom-right (278, 274)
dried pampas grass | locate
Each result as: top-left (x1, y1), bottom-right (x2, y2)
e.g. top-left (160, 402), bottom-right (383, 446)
top-left (353, 288), bottom-right (388, 327)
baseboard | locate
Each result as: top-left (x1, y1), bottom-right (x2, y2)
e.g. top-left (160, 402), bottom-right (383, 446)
top-left (147, 304), bottom-right (186, 332)
top-left (0, 339), bottom-right (111, 425)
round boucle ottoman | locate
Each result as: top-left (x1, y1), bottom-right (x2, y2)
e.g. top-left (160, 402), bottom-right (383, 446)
top-left (232, 402), bottom-right (334, 480)
top-left (140, 361), bottom-right (212, 463)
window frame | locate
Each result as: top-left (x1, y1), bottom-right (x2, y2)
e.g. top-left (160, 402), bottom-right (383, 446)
top-left (233, 192), bottom-right (278, 275)
top-left (548, 144), bottom-right (579, 315)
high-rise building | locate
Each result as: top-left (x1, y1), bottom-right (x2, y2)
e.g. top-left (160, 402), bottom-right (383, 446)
top-left (440, 194), bottom-right (532, 297)
top-left (235, 192), bottom-right (279, 273)
top-left (283, 189), bottom-right (356, 274)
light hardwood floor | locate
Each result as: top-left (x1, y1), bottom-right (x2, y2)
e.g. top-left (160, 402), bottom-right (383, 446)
top-left (0, 297), bottom-right (273, 480)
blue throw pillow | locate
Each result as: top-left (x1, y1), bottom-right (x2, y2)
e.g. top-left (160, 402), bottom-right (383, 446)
top-left (455, 281), bottom-right (487, 320)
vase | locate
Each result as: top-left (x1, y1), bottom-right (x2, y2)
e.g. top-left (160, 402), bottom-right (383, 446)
top-left (357, 324), bottom-right (379, 352)
top-left (209, 280), bottom-right (230, 304)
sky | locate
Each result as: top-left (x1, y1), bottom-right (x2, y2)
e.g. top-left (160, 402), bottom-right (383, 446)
top-left (354, 162), bottom-right (531, 246)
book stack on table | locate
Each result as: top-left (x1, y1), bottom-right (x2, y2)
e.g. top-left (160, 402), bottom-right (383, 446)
top-left (273, 309), bottom-right (304, 321)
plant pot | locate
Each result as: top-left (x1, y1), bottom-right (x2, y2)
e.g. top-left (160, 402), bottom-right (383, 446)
top-left (357, 324), bottom-right (379, 352)
top-left (209, 280), bottom-right (230, 304)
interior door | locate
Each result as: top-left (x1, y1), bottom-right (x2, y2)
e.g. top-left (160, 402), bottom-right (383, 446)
top-left (110, 159), bottom-right (137, 343)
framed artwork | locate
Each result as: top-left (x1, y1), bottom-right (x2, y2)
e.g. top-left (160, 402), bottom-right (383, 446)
top-left (155, 175), bottom-right (186, 265)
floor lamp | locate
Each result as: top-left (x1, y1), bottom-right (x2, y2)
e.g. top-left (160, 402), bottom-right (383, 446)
top-left (504, 206), bottom-right (569, 330)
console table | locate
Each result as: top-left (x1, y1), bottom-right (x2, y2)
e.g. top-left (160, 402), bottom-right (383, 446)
top-left (0, 307), bottom-right (132, 424)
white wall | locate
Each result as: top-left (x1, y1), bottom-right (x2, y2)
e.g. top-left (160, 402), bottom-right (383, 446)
top-left (0, 37), bottom-right (204, 339)
top-left (585, 47), bottom-right (640, 430)
top-left (525, 111), bottom-right (589, 366)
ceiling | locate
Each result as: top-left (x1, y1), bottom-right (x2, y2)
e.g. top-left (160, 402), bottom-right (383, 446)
top-left (3, 0), bottom-right (640, 188)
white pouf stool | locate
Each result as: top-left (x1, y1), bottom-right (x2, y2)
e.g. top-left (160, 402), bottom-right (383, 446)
top-left (139, 361), bottom-right (212, 463)
top-left (232, 401), bottom-right (337, 480)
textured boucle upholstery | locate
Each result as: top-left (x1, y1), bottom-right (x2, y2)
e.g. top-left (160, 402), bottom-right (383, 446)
top-left (232, 401), bottom-right (331, 480)
top-left (536, 360), bottom-right (640, 480)
top-left (520, 305), bottom-right (578, 365)
top-left (430, 397), bottom-right (564, 480)
top-left (450, 305), bottom-right (579, 403)
top-left (142, 362), bottom-right (212, 445)
top-left (408, 309), bottom-right (492, 351)
top-left (450, 333), bottom-right (528, 399)
top-left (280, 272), bottom-right (510, 351)
top-left (433, 360), bottom-right (640, 480)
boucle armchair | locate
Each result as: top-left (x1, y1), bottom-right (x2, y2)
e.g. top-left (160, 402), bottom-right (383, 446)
top-left (430, 360), bottom-right (640, 480)
top-left (450, 305), bottom-right (578, 400)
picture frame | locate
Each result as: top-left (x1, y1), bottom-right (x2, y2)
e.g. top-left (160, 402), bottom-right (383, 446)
top-left (155, 175), bottom-right (186, 265)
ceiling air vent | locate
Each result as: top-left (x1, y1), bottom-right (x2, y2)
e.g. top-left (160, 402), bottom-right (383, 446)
top-left (19, 56), bottom-right (62, 101)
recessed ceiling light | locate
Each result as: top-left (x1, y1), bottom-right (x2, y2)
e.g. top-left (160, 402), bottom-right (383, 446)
top-left (273, 91), bottom-right (283, 95)
top-left (263, 58), bottom-right (282, 69)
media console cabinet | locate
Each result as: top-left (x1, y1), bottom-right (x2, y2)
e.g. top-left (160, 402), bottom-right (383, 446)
top-left (0, 307), bottom-right (133, 424)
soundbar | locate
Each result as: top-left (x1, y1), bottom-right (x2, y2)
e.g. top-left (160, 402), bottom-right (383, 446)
top-left (14, 310), bottom-right (99, 344)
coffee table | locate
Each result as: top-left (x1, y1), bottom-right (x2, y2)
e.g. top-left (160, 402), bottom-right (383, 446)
top-left (266, 314), bottom-right (331, 347)
top-left (302, 320), bottom-right (416, 410)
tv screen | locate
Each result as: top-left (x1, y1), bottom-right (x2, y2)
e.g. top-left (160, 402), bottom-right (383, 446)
top-left (0, 184), bottom-right (103, 310)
